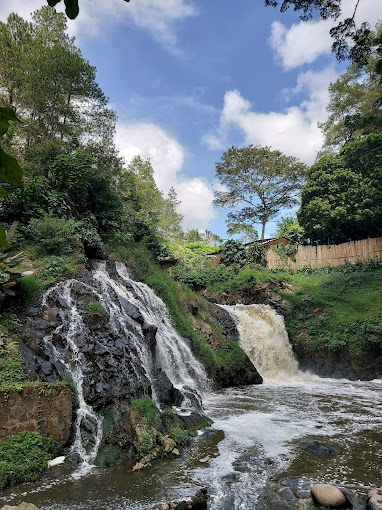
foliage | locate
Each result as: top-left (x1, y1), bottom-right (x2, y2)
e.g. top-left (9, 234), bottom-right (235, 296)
top-left (168, 427), bottom-right (190, 447)
top-left (179, 243), bottom-right (217, 271)
top-left (298, 134), bottom-right (382, 243)
top-left (226, 222), bottom-right (258, 243)
top-left (265, 0), bottom-right (382, 72)
top-left (0, 431), bottom-right (59, 490)
top-left (0, 338), bottom-right (26, 388)
top-left (28, 215), bottom-right (80, 255)
top-left (219, 240), bottom-right (246, 266)
top-left (282, 267), bottom-right (382, 355)
top-left (45, 0), bottom-right (131, 20)
top-left (214, 145), bottom-right (306, 239)
top-left (0, 8), bottom-right (116, 145)
top-left (274, 215), bottom-right (305, 245)
top-left (319, 41), bottom-right (382, 153)
top-left (130, 397), bottom-right (159, 427)
top-left (20, 275), bottom-right (43, 305)
top-left (86, 301), bottom-right (107, 316)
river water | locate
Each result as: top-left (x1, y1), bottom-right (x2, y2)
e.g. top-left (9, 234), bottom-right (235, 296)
top-left (1, 295), bottom-right (381, 509)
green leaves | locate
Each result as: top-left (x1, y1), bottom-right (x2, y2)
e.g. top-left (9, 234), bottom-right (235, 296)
top-left (0, 108), bottom-right (21, 137)
top-left (64, 0), bottom-right (79, 20)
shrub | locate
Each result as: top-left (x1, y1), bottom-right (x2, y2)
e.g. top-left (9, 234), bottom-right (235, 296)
top-left (0, 431), bottom-right (59, 490)
top-left (20, 275), bottom-right (42, 305)
top-left (0, 339), bottom-right (26, 388)
top-left (86, 301), bottom-right (107, 316)
top-left (169, 427), bottom-right (190, 447)
top-left (28, 215), bottom-right (80, 255)
top-left (130, 397), bottom-right (159, 426)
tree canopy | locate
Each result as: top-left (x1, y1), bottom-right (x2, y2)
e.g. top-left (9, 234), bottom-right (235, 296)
top-left (298, 133), bottom-right (382, 244)
top-left (214, 145), bottom-right (306, 240)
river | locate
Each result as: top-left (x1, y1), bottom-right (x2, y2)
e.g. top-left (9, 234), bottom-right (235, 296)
top-left (1, 378), bottom-right (381, 509)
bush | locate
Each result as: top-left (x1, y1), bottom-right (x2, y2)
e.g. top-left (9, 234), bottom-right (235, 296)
top-left (28, 215), bottom-right (80, 255)
top-left (0, 431), bottom-right (59, 490)
top-left (130, 397), bottom-right (159, 426)
top-left (20, 275), bottom-right (42, 305)
top-left (0, 339), bottom-right (26, 388)
top-left (169, 426), bottom-right (190, 447)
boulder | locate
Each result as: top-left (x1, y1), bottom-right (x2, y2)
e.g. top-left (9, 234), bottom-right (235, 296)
top-left (311, 484), bottom-right (348, 508)
top-left (307, 441), bottom-right (337, 455)
top-left (1, 504), bottom-right (40, 510)
top-left (367, 489), bottom-right (382, 510)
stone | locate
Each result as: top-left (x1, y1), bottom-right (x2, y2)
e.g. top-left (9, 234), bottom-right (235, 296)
top-left (311, 484), bottom-right (348, 508)
top-left (47, 456), bottom-right (66, 468)
top-left (307, 441), bottom-right (337, 455)
top-left (367, 488), bottom-right (382, 510)
top-left (159, 436), bottom-right (176, 453)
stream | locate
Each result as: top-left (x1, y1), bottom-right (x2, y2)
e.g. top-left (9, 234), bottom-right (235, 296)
top-left (1, 266), bottom-right (381, 509)
top-left (1, 378), bottom-right (381, 509)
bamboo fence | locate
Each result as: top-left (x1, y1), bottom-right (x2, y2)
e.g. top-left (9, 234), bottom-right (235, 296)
top-left (266, 237), bottom-right (382, 270)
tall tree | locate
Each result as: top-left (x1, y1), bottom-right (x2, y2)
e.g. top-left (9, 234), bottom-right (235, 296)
top-left (319, 29), bottom-right (382, 153)
top-left (214, 145), bottom-right (306, 240)
top-left (298, 133), bottom-right (382, 244)
top-left (0, 8), bottom-right (116, 147)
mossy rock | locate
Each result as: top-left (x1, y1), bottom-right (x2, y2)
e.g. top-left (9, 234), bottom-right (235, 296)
top-left (94, 444), bottom-right (127, 467)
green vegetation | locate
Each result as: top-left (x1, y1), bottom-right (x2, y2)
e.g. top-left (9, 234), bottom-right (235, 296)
top-left (282, 267), bottom-right (382, 355)
top-left (130, 397), bottom-right (159, 427)
top-left (86, 301), bottom-right (107, 316)
top-left (0, 431), bottom-right (59, 490)
top-left (168, 426), bottom-right (190, 447)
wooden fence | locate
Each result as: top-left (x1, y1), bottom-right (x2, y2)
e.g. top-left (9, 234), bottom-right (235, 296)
top-left (266, 237), bottom-right (382, 269)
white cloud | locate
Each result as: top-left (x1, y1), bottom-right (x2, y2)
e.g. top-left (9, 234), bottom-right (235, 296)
top-left (268, 0), bottom-right (382, 69)
top-left (269, 20), bottom-right (332, 69)
top-left (203, 67), bottom-right (338, 164)
top-left (0, 0), bottom-right (195, 49)
top-left (115, 123), bottom-right (216, 230)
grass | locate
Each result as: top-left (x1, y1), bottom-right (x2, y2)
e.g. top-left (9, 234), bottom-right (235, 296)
top-left (130, 397), bottom-right (160, 427)
top-left (0, 431), bottom-right (59, 490)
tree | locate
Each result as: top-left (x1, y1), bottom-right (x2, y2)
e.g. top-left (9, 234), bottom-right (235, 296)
top-left (214, 145), bottom-right (306, 240)
top-left (298, 133), bottom-right (382, 244)
top-left (265, 0), bottom-right (382, 72)
top-left (319, 32), bottom-right (382, 153)
top-left (273, 215), bottom-right (305, 244)
top-left (0, 8), bottom-right (116, 147)
top-left (226, 222), bottom-right (258, 243)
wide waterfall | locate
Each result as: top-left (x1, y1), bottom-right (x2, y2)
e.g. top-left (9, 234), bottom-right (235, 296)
top-left (35, 261), bottom-right (210, 466)
top-left (220, 304), bottom-right (311, 382)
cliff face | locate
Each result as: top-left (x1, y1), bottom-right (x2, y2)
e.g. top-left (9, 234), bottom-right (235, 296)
top-left (0, 383), bottom-right (72, 446)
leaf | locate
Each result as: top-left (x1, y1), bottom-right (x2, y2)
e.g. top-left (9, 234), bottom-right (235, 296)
top-left (47, 0), bottom-right (62, 6)
top-left (6, 221), bottom-right (19, 242)
top-left (0, 229), bottom-right (8, 250)
top-left (0, 187), bottom-right (8, 198)
top-left (64, 0), bottom-right (79, 19)
top-left (3, 287), bottom-right (16, 296)
top-left (0, 107), bottom-right (21, 137)
top-left (0, 148), bottom-right (23, 187)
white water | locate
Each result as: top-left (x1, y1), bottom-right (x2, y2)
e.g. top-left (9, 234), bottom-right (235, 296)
top-left (42, 282), bottom-right (104, 470)
top-left (221, 304), bottom-right (315, 382)
top-left (114, 262), bottom-right (210, 400)
top-left (40, 262), bottom-right (209, 467)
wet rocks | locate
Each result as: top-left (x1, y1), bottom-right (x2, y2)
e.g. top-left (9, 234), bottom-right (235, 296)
top-left (307, 440), bottom-right (337, 455)
top-left (367, 488), bottom-right (382, 510)
top-left (311, 484), bottom-right (349, 508)
top-left (145, 488), bottom-right (208, 510)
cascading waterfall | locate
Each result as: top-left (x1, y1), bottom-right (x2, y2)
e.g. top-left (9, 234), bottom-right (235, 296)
top-left (41, 282), bottom-right (104, 468)
top-left (38, 261), bottom-right (210, 466)
top-left (114, 262), bottom-right (210, 400)
top-left (220, 304), bottom-right (311, 382)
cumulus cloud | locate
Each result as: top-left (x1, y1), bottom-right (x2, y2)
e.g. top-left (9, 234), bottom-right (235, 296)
top-left (268, 0), bottom-right (382, 69)
top-left (203, 67), bottom-right (338, 164)
top-left (115, 123), bottom-right (216, 230)
top-left (0, 0), bottom-right (195, 49)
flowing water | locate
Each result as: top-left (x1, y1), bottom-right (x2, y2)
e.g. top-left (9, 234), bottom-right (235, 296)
top-left (1, 282), bottom-right (381, 509)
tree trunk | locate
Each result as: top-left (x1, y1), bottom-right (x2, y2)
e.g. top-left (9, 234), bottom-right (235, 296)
top-left (261, 222), bottom-right (266, 240)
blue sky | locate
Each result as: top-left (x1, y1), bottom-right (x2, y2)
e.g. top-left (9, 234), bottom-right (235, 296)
top-left (2, 0), bottom-right (381, 239)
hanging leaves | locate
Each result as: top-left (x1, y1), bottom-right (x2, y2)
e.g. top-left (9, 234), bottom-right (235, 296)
top-left (46, 0), bottom-right (130, 20)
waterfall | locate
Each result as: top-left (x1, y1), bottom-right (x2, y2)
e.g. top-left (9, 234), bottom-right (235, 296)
top-left (221, 304), bottom-right (310, 383)
top-left (38, 261), bottom-right (210, 466)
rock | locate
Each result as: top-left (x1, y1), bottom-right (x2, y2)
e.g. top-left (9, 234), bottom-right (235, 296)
top-left (1, 504), bottom-right (40, 510)
top-left (311, 484), bottom-right (349, 508)
top-left (132, 460), bottom-right (152, 471)
top-left (47, 456), bottom-right (66, 468)
top-left (367, 488), bottom-right (382, 510)
top-left (172, 448), bottom-right (180, 456)
top-left (159, 436), bottom-right (176, 453)
top-left (307, 440), bottom-right (337, 455)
